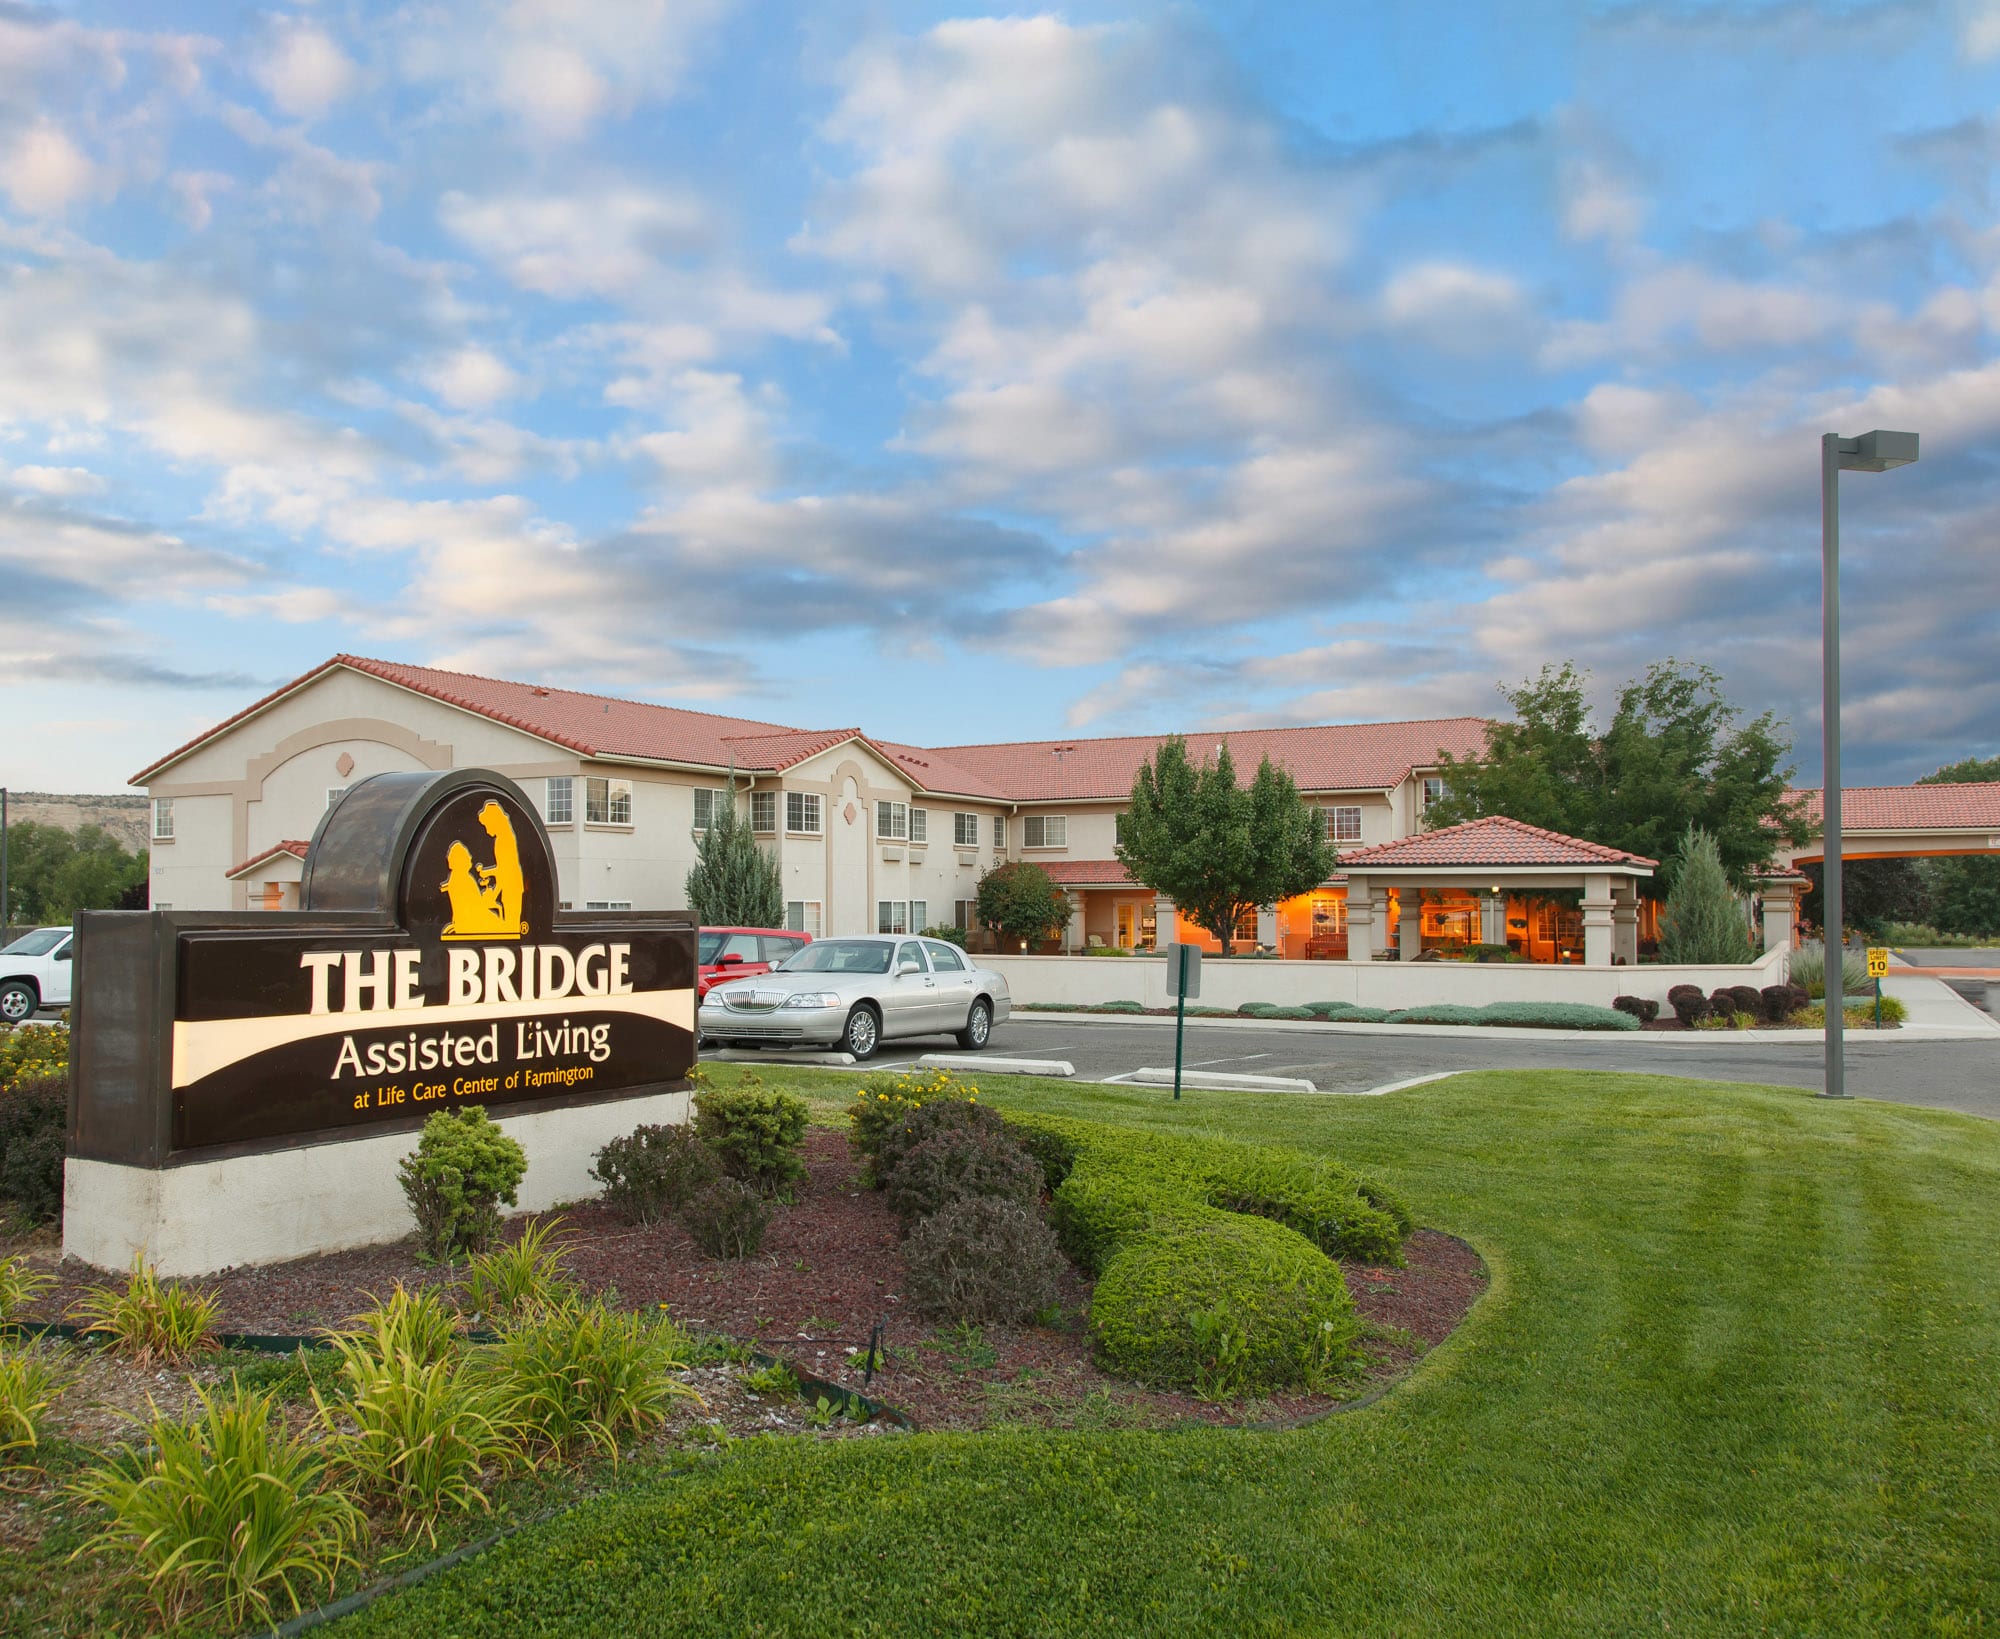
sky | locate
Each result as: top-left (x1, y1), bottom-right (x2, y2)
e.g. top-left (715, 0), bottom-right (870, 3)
top-left (4, 0), bottom-right (2000, 796)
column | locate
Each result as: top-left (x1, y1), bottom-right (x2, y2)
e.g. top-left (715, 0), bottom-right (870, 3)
top-left (1582, 872), bottom-right (1614, 967)
top-left (1065, 892), bottom-right (1085, 954)
top-left (1480, 893), bottom-right (1508, 946)
top-left (1345, 875), bottom-right (1373, 962)
top-left (1256, 905), bottom-right (1278, 951)
top-left (1398, 887), bottom-right (1422, 960)
top-left (1154, 893), bottom-right (1177, 950)
top-left (1611, 880), bottom-right (1639, 966)
top-left (1759, 879), bottom-right (1797, 957)
top-left (1371, 888), bottom-right (1391, 953)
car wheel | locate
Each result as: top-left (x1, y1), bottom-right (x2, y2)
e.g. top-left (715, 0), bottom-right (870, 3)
top-left (0, 982), bottom-right (36, 1024)
top-left (956, 998), bottom-right (992, 1051)
top-left (841, 1004), bottom-right (880, 1061)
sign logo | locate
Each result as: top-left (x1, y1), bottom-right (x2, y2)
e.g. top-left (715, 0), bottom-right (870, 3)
top-left (440, 799), bottom-right (527, 941)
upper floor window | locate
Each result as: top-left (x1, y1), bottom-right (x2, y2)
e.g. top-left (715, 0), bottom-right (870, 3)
top-left (750, 791), bottom-right (777, 833)
top-left (1023, 815), bottom-right (1067, 849)
top-left (876, 800), bottom-right (909, 841)
top-left (1114, 812), bottom-right (1129, 845)
top-left (784, 900), bottom-right (822, 936)
top-left (993, 815), bottom-right (1007, 848)
top-left (326, 786), bottom-right (348, 810)
top-left (545, 777), bottom-right (574, 825)
top-left (587, 776), bottom-right (633, 825)
top-left (1422, 777), bottom-right (1447, 811)
top-left (909, 807), bottom-right (928, 844)
top-left (786, 792), bottom-right (822, 834)
top-left (1319, 805), bottom-right (1363, 843)
top-left (692, 787), bottom-right (725, 831)
top-left (151, 798), bottom-right (174, 841)
top-left (953, 811), bottom-right (979, 846)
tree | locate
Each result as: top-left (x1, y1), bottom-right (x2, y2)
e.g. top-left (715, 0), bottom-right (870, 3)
top-left (1428, 660), bottom-right (1812, 896)
top-left (1115, 737), bottom-right (1335, 955)
top-left (3, 822), bottom-right (147, 923)
top-left (1916, 755), bottom-right (2000, 936)
top-left (1657, 826), bottom-right (1749, 964)
top-left (973, 862), bottom-right (1070, 950)
top-left (1799, 859), bottom-right (1927, 942)
top-left (683, 786), bottom-right (782, 928)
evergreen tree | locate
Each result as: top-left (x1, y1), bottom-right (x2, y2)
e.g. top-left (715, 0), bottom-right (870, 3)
top-left (1657, 826), bottom-right (1749, 964)
top-left (684, 785), bottom-right (783, 927)
top-left (1116, 738), bottom-right (1335, 955)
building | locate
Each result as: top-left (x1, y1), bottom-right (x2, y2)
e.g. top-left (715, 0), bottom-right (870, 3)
top-left (132, 655), bottom-right (1485, 954)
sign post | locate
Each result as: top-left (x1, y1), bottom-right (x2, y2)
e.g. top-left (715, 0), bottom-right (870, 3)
top-left (1165, 942), bottom-right (1201, 1101)
top-left (1866, 946), bottom-right (1888, 1028)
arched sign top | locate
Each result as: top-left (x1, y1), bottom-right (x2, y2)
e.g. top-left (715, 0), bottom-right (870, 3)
top-left (302, 769), bottom-right (558, 936)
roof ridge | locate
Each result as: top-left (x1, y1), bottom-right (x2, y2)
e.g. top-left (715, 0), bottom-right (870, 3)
top-left (927, 714), bottom-right (1490, 754)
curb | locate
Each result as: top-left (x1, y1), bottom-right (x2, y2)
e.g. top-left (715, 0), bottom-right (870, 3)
top-left (1124, 1068), bottom-right (1318, 1093)
top-left (1011, 1009), bottom-right (1976, 1045)
top-left (918, 1053), bottom-right (1075, 1077)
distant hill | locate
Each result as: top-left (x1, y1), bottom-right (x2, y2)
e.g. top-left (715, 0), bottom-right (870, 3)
top-left (6, 792), bottom-right (151, 854)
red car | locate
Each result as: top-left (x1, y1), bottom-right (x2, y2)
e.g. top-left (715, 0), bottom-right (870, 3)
top-left (697, 926), bottom-right (813, 1000)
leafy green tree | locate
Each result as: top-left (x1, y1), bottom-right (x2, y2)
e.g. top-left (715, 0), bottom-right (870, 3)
top-left (1429, 660), bottom-right (1812, 896)
top-left (3, 822), bottom-right (147, 923)
top-left (1799, 859), bottom-right (1928, 942)
top-left (1915, 755), bottom-right (2000, 937)
top-left (683, 787), bottom-right (782, 928)
top-left (1115, 737), bottom-right (1335, 955)
top-left (1657, 827), bottom-right (1749, 964)
top-left (973, 862), bottom-right (1071, 950)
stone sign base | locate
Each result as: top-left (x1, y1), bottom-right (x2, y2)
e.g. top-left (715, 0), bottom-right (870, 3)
top-left (64, 1088), bottom-right (689, 1277)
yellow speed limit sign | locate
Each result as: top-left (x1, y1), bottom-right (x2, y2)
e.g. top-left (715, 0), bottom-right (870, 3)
top-left (1866, 947), bottom-right (1890, 978)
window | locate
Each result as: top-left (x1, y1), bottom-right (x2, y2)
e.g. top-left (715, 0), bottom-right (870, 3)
top-left (994, 815), bottom-right (1007, 848)
top-left (1422, 777), bottom-right (1447, 811)
top-left (587, 776), bottom-right (633, 825)
top-left (151, 798), bottom-right (174, 841)
top-left (909, 808), bottom-right (928, 845)
top-left (1234, 905), bottom-right (1261, 941)
top-left (876, 800), bottom-right (908, 840)
top-left (925, 940), bottom-right (967, 971)
top-left (1023, 815), bottom-right (1067, 849)
top-left (954, 898), bottom-right (978, 930)
top-left (154, 902), bottom-right (171, 910)
top-left (760, 934), bottom-right (806, 964)
top-left (910, 900), bottom-right (928, 931)
top-left (585, 899), bottom-right (633, 910)
top-left (953, 811), bottom-right (979, 846)
top-left (877, 900), bottom-right (910, 934)
top-left (326, 786), bottom-right (348, 810)
top-left (1115, 812), bottom-right (1129, 845)
top-left (703, 931), bottom-right (760, 962)
top-left (750, 791), bottom-right (777, 833)
top-left (786, 792), bottom-right (822, 834)
top-left (692, 788), bottom-right (724, 831)
top-left (1319, 805), bottom-right (1362, 843)
top-left (559, 900), bottom-right (573, 911)
top-left (545, 777), bottom-right (574, 825)
top-left (896, 940), bottom-right (928, 973)
top-left (784, 900), bottom-right (823, 935)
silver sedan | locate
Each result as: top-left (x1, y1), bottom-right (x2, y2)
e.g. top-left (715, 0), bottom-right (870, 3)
top-left (697, 934), bottom-right (1012, 1061)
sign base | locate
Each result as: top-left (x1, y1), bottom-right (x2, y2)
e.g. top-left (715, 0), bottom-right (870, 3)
top-left (64, 1087), bottom-right (689, 1277)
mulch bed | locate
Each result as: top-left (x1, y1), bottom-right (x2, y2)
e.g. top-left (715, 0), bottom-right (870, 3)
top-left (8, 1128), bottom-right (1484, 1433)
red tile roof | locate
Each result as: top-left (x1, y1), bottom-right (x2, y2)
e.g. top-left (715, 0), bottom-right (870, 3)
top-left (929, 719), bottom-right (1488, 801)
top-left (1786, 784), bottom-right (2000, 831)
top-left (1038, 859), bottom-right (1136, 886)
top-left (225, 839), bottom-right (309, 879)
top-left (1337, 815), bottom-right (1656, 871)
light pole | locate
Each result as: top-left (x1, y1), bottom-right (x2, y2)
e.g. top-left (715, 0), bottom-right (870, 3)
top-left (1819, 428), bottom-right (1919, 1099)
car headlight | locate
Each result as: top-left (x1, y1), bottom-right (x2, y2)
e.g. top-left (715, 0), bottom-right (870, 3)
top-left (780, 992), bottom-right (841, 1009)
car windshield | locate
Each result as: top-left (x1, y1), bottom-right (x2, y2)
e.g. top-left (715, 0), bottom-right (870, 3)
top-left (778, 940), bottom-right (893, 975)
top-left (1, 929), bottom-right (65, 957)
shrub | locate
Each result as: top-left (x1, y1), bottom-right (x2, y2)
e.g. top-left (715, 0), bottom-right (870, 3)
top-left (1096, 999), bottom-right (1146, 1013)
top-left (398, 1107), bottom-right (527, 1262)
top-left (334, 1283), bottom-right (462, 1368)
top-left (903, 1196), bottom-right (1067, 1323)
top-left (1236, 1002), bottom-right (1279, 1017)
top-left (1004, 1119), bottom-right (1079, 1193)
top-left (1326, 1005), bottom-right (1391, 1023)
top-left (1727, 985), bottom-right (1766, 1021)
top-left (680, 1178), bottom-right (771, 1259)
top-left (694, 1082), bottom-right (808, 1195)
top-left (0, 1252), bottom-right (53, 1323)
top-left (1612, 995), bottom-right (1660, 1024)
top-left (1789, 942), bottom-right (1869, 999)
top-left (1477, 1001), bottom-right (1640, 1031)
top-left (884, 1126), bottom-right (1043, 1228)
top-left (1471, 942), bottom-right (1519, 962)
top-left (0, 1023), bottom-right (67, 1091)
top-left (71, 1381), bottom-right (364, 1628)
top-left (1791, 996), bottom-right (1909, 1028)
top-left (0, 1070), bottom-right (65, 1224)
top-left (590, 1122), bottom-right (718, 1226)
top-left (1762, 984), bottom-right (1801, 1021)
top-left (316, 1338), bottom-right (522, 1540)
top-left (848, 1068), bottom-right (981, 1175)
top-left (874, 1095), bottom-right (1008, 1185)
top-left (68, 1256), bottom-right (222, 1366)
top-left (0, 1344), bottom-right (67, 1475)
top-left (1080, 945), bottom-right (1132, 956)
top-left (918, 926), bottom-right (968, 948)
top-left (1383, 1004), bottom-right (1487, 1026)
top-left (1090, 1216), bottom-right (1357, 1400)
top-left (459, 1218), bottom-right (578, 1322)
top-left (490, 1299), bottom-right (699, 1458)
top-left (1666, 984), bottom-right (1704, 1005)
top-left (1707, 990), bottom-right (1737, 1018)
top-left (1261, 1005), bottom-right (1315, 1020)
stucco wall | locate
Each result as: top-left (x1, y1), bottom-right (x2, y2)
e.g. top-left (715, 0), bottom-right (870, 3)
top-left (985, 949), bottom-right (1789, 1011)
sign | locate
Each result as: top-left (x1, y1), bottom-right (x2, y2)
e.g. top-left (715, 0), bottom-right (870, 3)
top-left (73, 770), bottom-right (696, 1163)
top-left (1866, 947), bottom-right (1889, 978)
top-left (1165, 941), bottom-right (1202, 1000)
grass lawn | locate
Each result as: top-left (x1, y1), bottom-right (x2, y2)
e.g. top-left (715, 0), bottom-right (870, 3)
top-left (329, 1068), bottom-right (2000, 1637)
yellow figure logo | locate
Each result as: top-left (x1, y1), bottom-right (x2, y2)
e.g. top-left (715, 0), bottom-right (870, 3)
top-left (439, 799), bottom-right (527, 941)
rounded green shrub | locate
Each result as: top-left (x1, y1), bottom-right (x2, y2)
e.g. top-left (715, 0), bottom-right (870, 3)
top-left (904, 1196), bottom-right (1067, 1323)
top-left (1383, 1004), bottom-right (1487, 1026)
top-left (1236, 1002), bottom-right (1279, 1017)
top-left (589, 1123), bottom-right (718, 1225)
top-left (694, 1083), bottom-right (808, 1195)
top-left (0, 1072), bottom-right (66, 1224)
top-left (874, 1095), bottom-right (1007, 1185)
top-left (1262, 1005), bottom-right (1314, 1021)
top-left (397, 1107), bottom-right (527, 1262)
top-left (680, 1178), bottom-right (771, 1259)
top-left (884, 1126), bottom-right (1042, 1228)
top-left (1096, 1000), bottom-right (1146, 1014)
top-left (1475, 1002), bottom-right (1640, 1031)
top-left (1090, 1216), bottom-right (1357, 1399)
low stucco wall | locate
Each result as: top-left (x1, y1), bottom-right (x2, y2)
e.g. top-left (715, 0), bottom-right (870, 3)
top-left (64, 1088), bottom-right (690, 1277)
top-left (986, 949), bottom-right (1788, 1012)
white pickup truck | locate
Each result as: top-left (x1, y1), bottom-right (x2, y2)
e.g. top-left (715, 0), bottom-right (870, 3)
top-left (0, 927), bottom-right (73, 1023)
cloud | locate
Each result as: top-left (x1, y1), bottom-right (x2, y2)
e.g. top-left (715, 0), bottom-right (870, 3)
top-left (419, 346), bottom-right (523, 410)
top-left (440, 184), bottom-right (712, 298)
top-left (3, 120), bottom-right (96, 214)
top-left (253, 22), bottom-right (357, 120)
top-left (4, 461), bottom-right (105, 496)
top-left (1380, 262), bottom-right (1532, 352)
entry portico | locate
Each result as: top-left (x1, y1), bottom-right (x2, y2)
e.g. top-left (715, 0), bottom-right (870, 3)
top-left (1335, 816), bottom-right (1656, 966)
